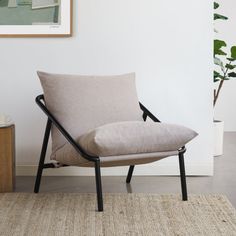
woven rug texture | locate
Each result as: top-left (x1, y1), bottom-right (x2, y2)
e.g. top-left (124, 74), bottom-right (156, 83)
top-left (0, 193), bottom-right (236, 236)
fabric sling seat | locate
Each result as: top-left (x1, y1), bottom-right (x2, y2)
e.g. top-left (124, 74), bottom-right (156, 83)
top-left (34, 71), bottom-right (198, 212)
top-left (54, 121), bottom-right (197, 167)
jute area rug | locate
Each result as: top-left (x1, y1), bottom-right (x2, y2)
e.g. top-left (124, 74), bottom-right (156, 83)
top-left (0, 193), bottom-right (236, 236)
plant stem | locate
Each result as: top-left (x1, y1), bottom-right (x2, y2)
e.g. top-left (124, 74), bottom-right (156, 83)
top-left (214, 80), bottom-right (224, 106)
top-left (213, 61), bottom-right (231, 107)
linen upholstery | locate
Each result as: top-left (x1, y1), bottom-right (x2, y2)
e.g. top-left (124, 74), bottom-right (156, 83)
top-left (38, 71), bottom-right (143, 159)
top-left (78, 121), bottom-right (198, 157)
top-left (53, 141), bottom-right (178, 167)
top-left (52, 120), bottom-right (197, 167)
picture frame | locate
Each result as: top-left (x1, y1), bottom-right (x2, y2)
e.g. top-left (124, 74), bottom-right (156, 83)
top-left (0, 0), bottom-right (72, 37)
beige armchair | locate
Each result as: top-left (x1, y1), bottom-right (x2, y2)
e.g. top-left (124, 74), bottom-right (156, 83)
top-left (34, 71), bottom-right (197, 211)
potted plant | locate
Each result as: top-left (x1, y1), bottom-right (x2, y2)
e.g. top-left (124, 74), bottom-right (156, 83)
top-left (214, 2), bottom-right (236, 156)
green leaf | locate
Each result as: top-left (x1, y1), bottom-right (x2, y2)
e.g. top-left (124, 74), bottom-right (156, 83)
top-left (214, 13), bottom-right (228, 20)
top-left (227, 57), bottom-right (236, 62)
top-left (214, 70), bottom-right (220, 78)
top-left (228, 72), bottom-right (236, 77)
top-left (225, 64), bottom-right (236, 70)
top-left (231, 46), bottom-right (236, 59)
top-left (214, 2), bottom-right (219, 9)
top-left (214, 71), bottom-right (224, 81)
top-left (214, 40), bottom-right (227, 56)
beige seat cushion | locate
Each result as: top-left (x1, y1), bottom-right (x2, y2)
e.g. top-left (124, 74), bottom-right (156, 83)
top-left (52, 121), bottom-right (197, 167)
top-left (38, 71), bottom-right (143, 159)
top-left (78, 121), bottom-right (198, 157)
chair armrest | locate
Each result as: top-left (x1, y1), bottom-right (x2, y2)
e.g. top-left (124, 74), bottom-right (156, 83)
top-left (139, 102), bottom-right (186, 154)
top-left (139, 102), bottom-right (161, 122)
top-left (35, 95), bottom-right (99, 162)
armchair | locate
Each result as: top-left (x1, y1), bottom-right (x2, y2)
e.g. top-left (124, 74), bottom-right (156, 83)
top-left (34, 72), bottom-right (197, 212)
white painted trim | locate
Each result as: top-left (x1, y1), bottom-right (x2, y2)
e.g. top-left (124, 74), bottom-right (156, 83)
top-left (16, 165), bottom-right (213, 176)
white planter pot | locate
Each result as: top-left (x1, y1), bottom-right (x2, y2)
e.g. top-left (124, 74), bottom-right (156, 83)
top-left (214, 120), bottom-right (224, 156)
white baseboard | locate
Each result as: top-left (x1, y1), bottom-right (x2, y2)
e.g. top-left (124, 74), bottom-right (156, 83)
top-left (16, 164), bottom-right (213, 176)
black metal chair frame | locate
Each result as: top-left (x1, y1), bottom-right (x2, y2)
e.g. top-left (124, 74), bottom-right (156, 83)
top-left (34, 94), bottom-right (188, 212)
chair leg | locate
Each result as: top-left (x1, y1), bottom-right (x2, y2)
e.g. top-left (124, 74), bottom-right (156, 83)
top-left (95, 161), bottom-right (103, 212)
top-left (34, 119), bottom-right (52, 193)
top-left (126, 165), bottom-right (135, 183)
top-left (178, 151), bottom-right (188, 201)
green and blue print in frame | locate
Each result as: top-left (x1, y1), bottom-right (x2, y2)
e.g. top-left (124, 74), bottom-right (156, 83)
top-left (0, 0), bottom-right (72, 37)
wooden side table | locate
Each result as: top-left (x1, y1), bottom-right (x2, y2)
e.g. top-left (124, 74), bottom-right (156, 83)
top-left (0, 125), bottom-right (15, 192)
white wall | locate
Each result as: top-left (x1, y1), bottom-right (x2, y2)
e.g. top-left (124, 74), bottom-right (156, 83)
top-left (0, 0), bottom-right (213, 176)
top-left (214, 0), bottom-right (236, 131)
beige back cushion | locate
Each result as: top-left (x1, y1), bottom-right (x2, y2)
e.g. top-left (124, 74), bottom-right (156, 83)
top-left (38, 71), bottom-right (143, 156)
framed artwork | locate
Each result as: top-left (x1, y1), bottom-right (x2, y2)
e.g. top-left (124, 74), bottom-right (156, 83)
top-left (0, 0), bottom-right (72, 37)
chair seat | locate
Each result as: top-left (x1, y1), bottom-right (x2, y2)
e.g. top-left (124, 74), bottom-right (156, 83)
top-left (52, 121), bottom-right (197, 167)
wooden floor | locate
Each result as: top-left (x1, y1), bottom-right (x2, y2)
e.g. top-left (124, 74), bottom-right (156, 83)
top-left (16, 132), bottom-right (236, 207)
